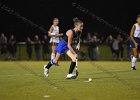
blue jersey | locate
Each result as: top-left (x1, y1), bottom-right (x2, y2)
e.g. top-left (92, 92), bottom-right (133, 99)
top-left (63, 29), bottom-right (81, 43)
top-left (55, 29), bottom-right (81, 54)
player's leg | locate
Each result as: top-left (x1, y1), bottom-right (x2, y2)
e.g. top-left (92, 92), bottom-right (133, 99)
top-left (44, 53), bottom-right (61, 76)
top-left (51, 43), bottom-right (59, 66)
top-left (51, 43), bottom-right (56, 60)
top-left (131, 48), bottom-right (138, 70)
top-left (66, 50), bottom-right (77, 79)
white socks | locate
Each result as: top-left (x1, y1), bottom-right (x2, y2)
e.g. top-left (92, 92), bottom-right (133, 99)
top-left (51, 53), bottom-right (55, 60)
top-left (131, 56), bottom-right (137, 67)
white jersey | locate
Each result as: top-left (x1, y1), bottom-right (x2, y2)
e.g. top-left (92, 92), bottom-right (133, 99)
top-left (49, 25), bottom-right (60, 43)
top-left (134, 23), bottom-right (140, 38)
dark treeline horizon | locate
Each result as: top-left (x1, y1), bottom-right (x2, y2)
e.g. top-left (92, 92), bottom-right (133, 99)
top-left (0, 0), bottom-right (140, 41)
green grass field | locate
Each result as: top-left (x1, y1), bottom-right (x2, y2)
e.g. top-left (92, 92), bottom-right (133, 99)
top-left (0, 61), bottom-right (140, 100)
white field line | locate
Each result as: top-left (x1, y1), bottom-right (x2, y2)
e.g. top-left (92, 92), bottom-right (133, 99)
top-left (0, 74), bottom-right (40, 77)
top-left (0, 69), bottom-right (129, 77)
top-left (0, 73), bottom-right (64, 77)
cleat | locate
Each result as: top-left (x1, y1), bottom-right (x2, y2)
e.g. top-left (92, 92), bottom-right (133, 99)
top-left (66, 74), bottom-right (77, 79)
top-left (131, 66), bottom-right (136, 70)
top-left (44, 65), bottom-right (49, 76)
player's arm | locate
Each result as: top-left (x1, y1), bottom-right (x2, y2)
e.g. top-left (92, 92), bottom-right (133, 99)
top-left (77, 32), bottom-right (82, 50)
top-left (56, 33), bottom-right (63, 37)
top-left (48, 26), bottom-right (63, 37)
top-left (130, 25), bottom-right (138, 47)
top-left (76, 37), bottom-right (80, 50)
top-left (67, 30), bottom-right (76, 54)
top-left (48, 26), bottom-right (55, 37)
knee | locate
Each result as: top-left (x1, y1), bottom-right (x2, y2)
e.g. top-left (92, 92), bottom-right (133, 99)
top-left (71, 56), bottom-right (76, 62)
top-left (52, 50), bottom-right (56, 53)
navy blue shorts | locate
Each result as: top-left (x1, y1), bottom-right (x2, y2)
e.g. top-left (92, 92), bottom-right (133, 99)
top-left (55, 39), bottom-right (69, 54)
top-left (130, 37), bottom-right (140, 48)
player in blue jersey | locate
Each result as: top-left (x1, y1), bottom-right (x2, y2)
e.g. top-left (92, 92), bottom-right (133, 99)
top-left (44, 18), bottom-right (83, 79)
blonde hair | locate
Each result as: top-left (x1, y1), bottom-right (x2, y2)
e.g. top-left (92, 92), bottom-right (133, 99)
top-left (137, 15), bottom-right (140, 18)
top-left (73, 17), bottom-right (83, 26)
top-left (53, 18), bottom-right (59, 21)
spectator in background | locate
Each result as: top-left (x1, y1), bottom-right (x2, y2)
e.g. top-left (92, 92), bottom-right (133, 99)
top-left (42, 35), bottom-right (50, 60)
top-left (34, 35), bottom-right (41, 60)
top-left (106, 35), bottom-right (114, 55)
top-left (0, 33), bottom-right (7, 60)
top-left (84, 33), bottom-right (100, 60)
top-left (26, 37), bottom-right (33, 60)
top-left (8, 35), bottom-right (17, 60)
top-left (91, 35), bottom-right (100, 60)
top-left (112, 37), bottom-right (119, 60)
top-left (117, 34), bottom-right (124, 61)
top-left (84, 33), bottom-right (93, 60)
top-left (125, 36), bottom-right (132, 60)
top-left (100, 35), bottom-right (105, 43)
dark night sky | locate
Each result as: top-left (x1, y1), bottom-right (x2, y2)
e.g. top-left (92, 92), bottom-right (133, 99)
top-left (0, 0), bottom-right (140, 41)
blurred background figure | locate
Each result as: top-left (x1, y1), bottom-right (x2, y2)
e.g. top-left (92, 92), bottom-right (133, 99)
top-left (125, 36), bottom-right (132, 60)
top-left (26, 37), bottom-right (33, 60)
top-left (91, 35), bottom-right (100, 60)
top-left (112, 37), bottom-right (119, 60)
top-left (117, 34), bottom-right (124, 61)
top-left (0, 33), bottom-right (8, 60)
top-left (42, 35), bottom-right (50, 60)
top-left (8, 35), bottom-right (17, 60)
top-left (84, 33), bottom-right (92, 60)
top-left (34, 35), bottom-right (41, 60)
top-left (106, 35), bottom-right (114, 57)
top-left (100, 35), bottom-right (105, 44)
top-left (84, 33), bottom-right (100, 60)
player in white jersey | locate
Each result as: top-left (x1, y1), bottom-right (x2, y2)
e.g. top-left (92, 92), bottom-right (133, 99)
top-left (130, 15), bottom-right (140, 70)
top-left (48, 18), bottom-right (63, 63)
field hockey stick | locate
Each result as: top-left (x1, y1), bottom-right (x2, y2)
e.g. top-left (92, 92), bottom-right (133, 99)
top-left (75, 49), bottom-right (79, 76)
top-left (75, 32), bottom-right (82, 77)
top-left (75, 57), bottom-right (79, 76)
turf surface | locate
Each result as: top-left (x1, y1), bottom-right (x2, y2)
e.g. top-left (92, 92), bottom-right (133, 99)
top-left (0, 61), bottom-right (140, 100)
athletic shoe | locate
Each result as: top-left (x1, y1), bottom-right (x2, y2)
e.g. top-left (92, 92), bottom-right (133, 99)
top-left (44, 65), bottom-right (49, 76)
top-left (131, 66), bottom-right (136, 70)
top-left (66, 74), bottom-right (77, 79)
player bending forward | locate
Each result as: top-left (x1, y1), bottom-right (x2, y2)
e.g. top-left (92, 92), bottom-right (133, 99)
top-left (130, 15), bottom-right (140, 70)
top-left (44, 18), bottom-right (83, 79)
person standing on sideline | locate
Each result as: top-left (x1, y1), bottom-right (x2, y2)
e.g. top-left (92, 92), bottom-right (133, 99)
top-left (34, 35), bottom-right (41, 61)
top-left (0, 33), bottom-right (7, 60)
top-left (91, 35), bottom-right (100, 60)
top-left (8, 35), bottom-right (17, 60)
top-left (26, 37), bottom-right (33, 60)
top-left (117, 34), bottom-right (124, 61)
top-left (42, 35), bottom-right (50, 60)
top-left (112, 37), bottom-right (119, 61)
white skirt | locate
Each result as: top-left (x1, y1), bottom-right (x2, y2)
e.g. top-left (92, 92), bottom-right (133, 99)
top-left (50, 37), bottom-right (59, 43)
